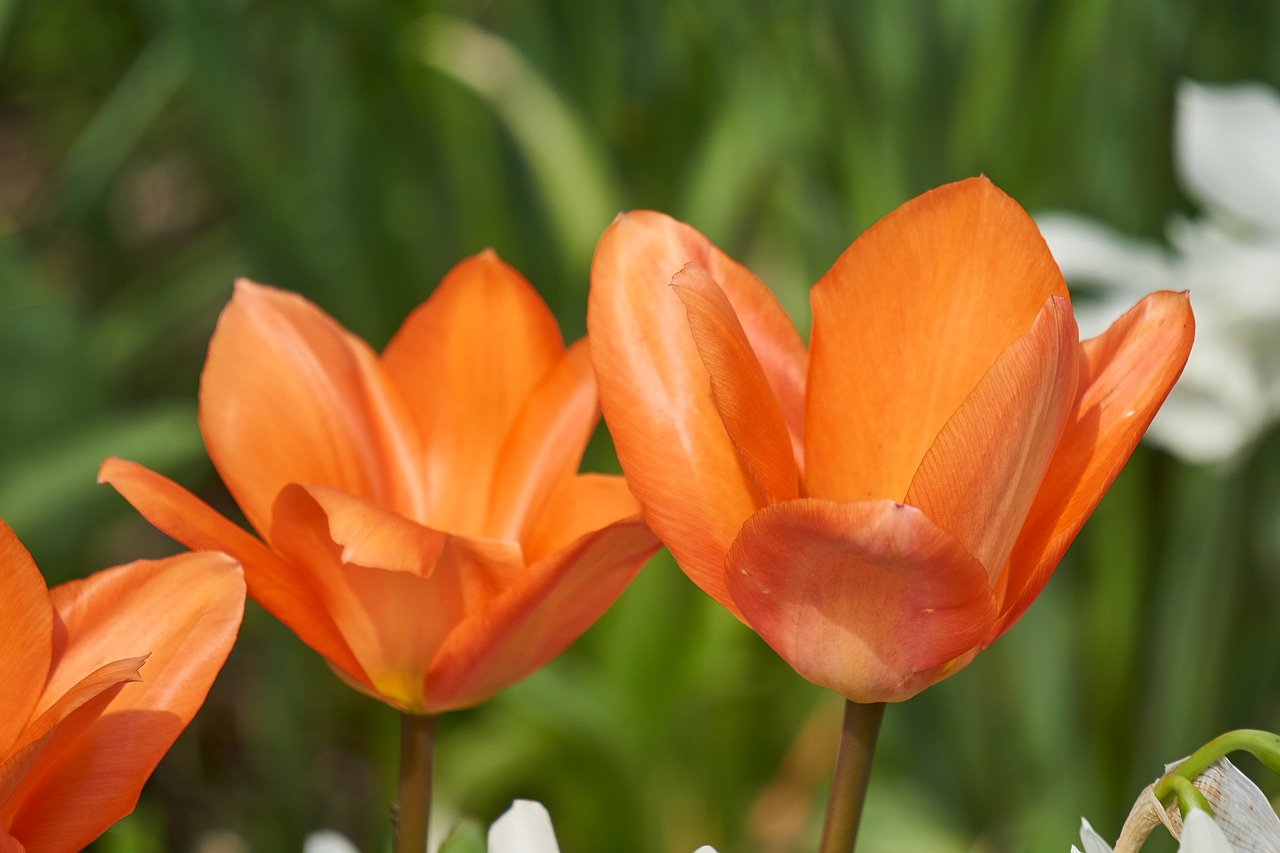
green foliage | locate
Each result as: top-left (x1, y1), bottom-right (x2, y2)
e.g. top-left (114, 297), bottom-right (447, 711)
top-left (1, 0), bottom-right (1278, 850)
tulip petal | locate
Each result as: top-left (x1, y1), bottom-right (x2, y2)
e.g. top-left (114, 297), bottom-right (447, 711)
top-left (905, 295), bottom-right (1079, 578)
top-left (807, 177), bottom-right (1070, 503)
top-left (673, 263), bottom-right (799, 504)
top-left (523, 474), bottom-right (649, 564)
top-left (269, 486), bottom-right (460, 711)
top-left (0, 656), bottom-right (142, 810)
top-left (994, 291), bottom-right (1194, 635)
top-left (4, 553), bottom-right (243, 852)
top-left (589, 210), bottom-right (806, 612)
top-left (269, 485), bottom-right (526, 712)
top-left (424, 516), bottom-right (655, 711)
top-left (487, 338), bottom-right (599, 543)
top-left (381, 252), bottom-right (564, 537)
top-left (200, 280), bottom-right (423, 534)
top-left (98, 457), bottom-right (368, 686)
top-left (725, 499), bottom-right (997, 703)
top-left (0, 525), bottom-right (52, 759)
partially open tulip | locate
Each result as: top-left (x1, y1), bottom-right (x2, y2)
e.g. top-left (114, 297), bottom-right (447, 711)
top-left (0, 521), bottom-right (243, 852)
top-left (588, 177), bottom-right (1193, 703)
top-left (101, 252), bottom-right (657, 714)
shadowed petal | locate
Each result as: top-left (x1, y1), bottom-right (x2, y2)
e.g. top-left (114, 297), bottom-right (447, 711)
top-left (487, 339), bottom-right (599, 543)
top-left (0, 525), bottom-right (52, 759)
top-left (994, 291), bottom-right (1194, 636)
top-left (4, 553), bottom-right (243, 852)
top-left (673, 264), bottom-right (799, 504)
top-left (98, 457), bottom-right (368, 687)
top-left (0, 657), bottom-right (141, 809)
top-left (589, 211), bottom-right (805, 613)
top-left (200, 280), bottom-right (423, 533)
top-left (381, 252), bottom-right (564, 537)
top-left (725, 499), bottom-right (996, 703)
top-left (807, 177), bottom-right (1069, 504)
top-left (906, 296), bottom-right (1079, 578)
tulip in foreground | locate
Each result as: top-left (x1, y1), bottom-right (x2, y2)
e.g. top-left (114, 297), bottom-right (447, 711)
top-left (589, 176), bottom-right (1193, 705)
top-left (0, 521), bottom-right (243, 853)
top-left (102, 253), bottom-right (656, 715)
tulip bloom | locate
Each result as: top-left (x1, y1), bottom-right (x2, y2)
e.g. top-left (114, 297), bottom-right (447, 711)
top-left (101, 252), bottom-right (657, 714)
top-left (588, 177), bottom-right (1193, 703)
top-left (0, 521), bottom-right (243, 852)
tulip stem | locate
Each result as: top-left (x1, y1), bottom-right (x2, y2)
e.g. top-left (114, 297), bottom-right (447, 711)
top-left (396, 712), bottom-right (436, 853)
top-left (818, 700), bottom-right (885, 853)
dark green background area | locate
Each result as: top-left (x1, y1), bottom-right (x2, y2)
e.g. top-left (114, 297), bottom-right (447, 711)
top-left (2, 1), bottom-right (1278, 850)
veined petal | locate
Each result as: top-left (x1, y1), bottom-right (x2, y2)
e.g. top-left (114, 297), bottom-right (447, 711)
top-left (994, 291), bottom-right (1194, 636)
top-left (807, 177), bottom-right (1069, 503)
top-left (523, 474), bottom-right (649, 564)
top-left (487, 339), bottom-right (599, 543)
top-left (4, 554), bottom-right (242, 852)
top-left (905, 296), bottom-right (1079, 579)
top-left (98, 457), bottom-right (368, 686)
top-left (200, 280), bottom-right (423, 533)
top-left (673, 264), bottom-right (799, 504)
top-left (0, 525), bottom-right (52, 760)
top-left (725, 499), bottom-right (997, 703)
top-left (589, 211), bottom-right (804, 613)
top-left (381, 251), bottom-right (564, 537)
top-left (423, 515), bottom-right (654, 712)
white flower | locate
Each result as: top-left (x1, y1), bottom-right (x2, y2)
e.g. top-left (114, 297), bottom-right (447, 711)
top-left (302, 830), bottom-right (360, 853)
top-left (488, 800), bottom-right (718, 853)
top-left (1038, 79), bottom-right (1280, 463)
top-left (1071, 757), bottom-right (1280, 852)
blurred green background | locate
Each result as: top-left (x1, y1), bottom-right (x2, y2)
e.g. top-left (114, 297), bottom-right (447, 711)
top-left (2, 0), bottom-right (1279, 850)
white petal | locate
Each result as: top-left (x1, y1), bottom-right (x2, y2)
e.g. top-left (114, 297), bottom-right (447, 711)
top-left (1078, 817), bottom-right (1117, 853)
top-left (302, 830), bottom-right (360, 853)
top-left (1176, 79), bottom-right (1280, 236)
top-left (1183, 758), bottom-right (1280, 850)
top-left (1179, 809), bottom-right (1235, 853)
top-left (691, 848), bottom-right (719, 852)
top-left (488, 800), bottom-right (562, 853)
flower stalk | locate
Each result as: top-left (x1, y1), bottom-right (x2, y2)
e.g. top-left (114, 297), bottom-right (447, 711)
top-left (396, 713), bottom-right (437, 853)
top-left (818, 700), bottom-right (885, 853)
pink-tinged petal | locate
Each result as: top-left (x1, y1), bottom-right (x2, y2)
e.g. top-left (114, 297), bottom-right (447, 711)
top-left (423, 516), bottom-right (656, 712)
top-left (4, 553), bottom-right (242, 852)
top-left (993, 291), bottom-right (1194, 636)
top-left (905, 296), bottom-right (1080, 578)
top-left (806, 177), bottom-right (1070, 504)
top-left (381, 252), bottom-right (564, 537)
top-left (98, 458), bottom-right (368, 687)
top-left (673, 264), bottom-right (799, 505)
top-left (725, 499), bottom-right (997, 703)
top-left (0, 525), bottom-right (52, 759)
top-left (200, 280), bottom-right (423, 533)
top-left (589, 211), bottom-right (804, 613)
top-left (486, 339), bottom-right (599, 543)
top-left (0, 657), bottom-right (142, 811)
top-left (523, 474), bottom-right (649, 564)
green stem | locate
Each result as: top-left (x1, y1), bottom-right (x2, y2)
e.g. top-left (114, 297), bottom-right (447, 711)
top-left (396, 713), bottom-right (436, 853)
top-left (818, 700), bottom-right (886, 853)
top-left (1153, 729), bottom-right (1280, 803)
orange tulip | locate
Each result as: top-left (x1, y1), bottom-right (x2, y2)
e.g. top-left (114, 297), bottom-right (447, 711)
top-left (588, 177), bottom-right (1193, 703)
top-left (101, 252), bottom-right (657, 714)
top-left (0, 522), bottom-right (243, 853)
